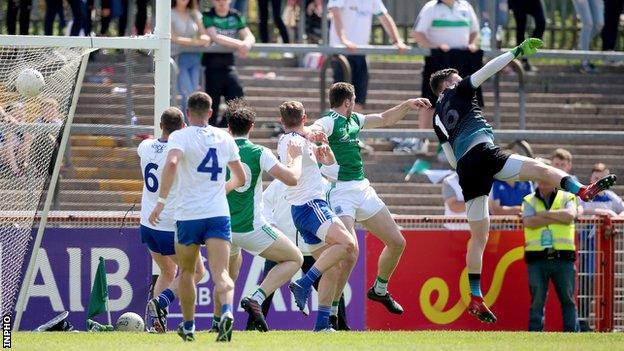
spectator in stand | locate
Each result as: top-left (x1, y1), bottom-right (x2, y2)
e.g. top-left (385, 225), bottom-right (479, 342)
top-left (202, 0), bottom-right (255, 128)
top-left (0, 103), bottom-right (32, 177)
top-left (44, 0), bottom-right (67, 35)
top-left (257, 0), bottom-right (290, 46)
top-left (478, 0), bottom-right (508, 29)
top-left (522, 177), bottom-right (580, 332)
top-left (305, 0), bottom-right (323, 43)
top-left (171, 0), bottom-right (211, 117)
top-left (232, 0), bottom-right (247, 16)
top-left (411, 0), bottom-right (480, 132)
top-left (602, 0), bottom-right (624, 54)
top-left (0, 106), bottom-right (21, 176)
top-left (442, 172), bottom-right (469, 230)
top-left (100, 0), bottom-right (150, 36)
top-left (489, 179), bottom-right (533, 215)
top-left (329, 0), bottom-right (408, 112)
top-left (581, 163), bottom-right (624, 216)
top-left (572, 0), bottom-right (604, 73)
top-left (508, 0), bottom-right (545, 72)
top-left (6, 0), bottom-right (32, 35)
top-left (551, 148), bottom-right (577, 180)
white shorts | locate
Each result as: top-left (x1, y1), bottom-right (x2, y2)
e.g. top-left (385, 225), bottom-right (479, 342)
top-left (230, 224), bottom-right (280, 256)
top-left (326, 179), bottom-right (385, 222)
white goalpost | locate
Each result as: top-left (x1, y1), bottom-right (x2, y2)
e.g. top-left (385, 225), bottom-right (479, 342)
top-left (1, 0), bottom-right (170, 331)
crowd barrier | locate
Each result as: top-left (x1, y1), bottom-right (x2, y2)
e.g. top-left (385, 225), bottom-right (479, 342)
top-left (15, 213), bottom-right (623, 331)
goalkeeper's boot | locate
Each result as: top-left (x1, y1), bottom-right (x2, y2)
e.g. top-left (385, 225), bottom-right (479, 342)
top-left (314, 327), bottom-right (337, 332)
top-left (176, 323), bottom-right (195, 342)
top-left (289, 281), bottom-right (310, 316)
top-left (367, 287), bottom-right (404, 314)
top-left (216, 311), bottom-right (234, 342)
top-left (146, 298), bottom-right (167, 333)
top-left (467, 295), bottom-right (497, 323)
top-left (578, 174), bottom-right (617, 202)
top-left (240, 296), bottom-right (269, 332)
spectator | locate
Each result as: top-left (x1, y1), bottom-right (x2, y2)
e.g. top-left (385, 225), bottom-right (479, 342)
top-left (551, 148), bottom-right (576, 179)
top-left (489, 179), bottom-right (533, 215)
top-left (66, 0), bottom-right (89, 36)
top-left (305, 0), bottom-right (323, 43)
top-left (0, 106), bottom-right (21, 176)
top-left (522, 178), bottom-right (580, 332)
top-left (6, 0), bottom-right (32, 35)
top-left (171, 0), bottom-right (210, 116)
top-left (580, 163), bottom-right (624, 216)
top-left (257, 0), bottom-right (290, 46)
top-left (478, 0), bottom-right (509, 30)
top-left (442, 172), bottom-right (469, 230)
top-left (232, 0), bottom-right (247, 16)
top-left (0, 103), bottom-right (32, 176)
top-left (602, 0), bottom-right (624, 53)
top-left (202, 0), bottom-right (255, 127)
top-left (508, 0), bottom-right (545, 72)
top-left (572, 0), bottom-right (604, 73)
top-left (44, 0), bottom-right (67, 35)
top-left (411, 0), bottom-right (480, 132)
top-left (100, 0), bottom-right (150, 36)
top-left (329, 0), bottom-right (408, 112)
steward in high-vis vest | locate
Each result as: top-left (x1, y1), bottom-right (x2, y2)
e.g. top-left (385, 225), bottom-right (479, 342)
top-left (521, 181), bottom-right (580, 332)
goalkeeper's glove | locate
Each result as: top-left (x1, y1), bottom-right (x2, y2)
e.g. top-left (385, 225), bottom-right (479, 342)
top-left (511, 38), bottom-right (543, 59)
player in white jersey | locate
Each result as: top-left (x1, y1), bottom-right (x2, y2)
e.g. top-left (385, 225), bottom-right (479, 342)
top-left (277, 101), bottom-right (356, 331)
top-left (209, 99), bottom-right (304, 332)
top-left (247, 177), bottom-right (351, 330)
top-left (149, 92), bottom-right (246, 343)
top-left (140, 107), bottom-right (205, 334)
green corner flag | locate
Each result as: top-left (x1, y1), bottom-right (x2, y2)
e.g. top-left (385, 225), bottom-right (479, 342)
top-left (87, 257), bottom-right (109, 320)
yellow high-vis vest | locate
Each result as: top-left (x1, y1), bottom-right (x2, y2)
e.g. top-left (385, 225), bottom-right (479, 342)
top-left (522, 190), bottom-right (576, 252)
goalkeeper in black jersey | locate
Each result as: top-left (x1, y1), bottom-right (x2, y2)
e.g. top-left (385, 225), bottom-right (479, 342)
top-left (430, 38), bottom-right (617, 324)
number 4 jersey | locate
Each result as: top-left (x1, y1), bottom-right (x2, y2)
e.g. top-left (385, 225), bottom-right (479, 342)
top-left (167, 126), bottom-right (240, 221)
top-left (138, 138), bottom-right (176, 231)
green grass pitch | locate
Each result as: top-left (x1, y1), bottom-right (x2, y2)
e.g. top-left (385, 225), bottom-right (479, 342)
top-left (11, 331), bottom-right (624, 351)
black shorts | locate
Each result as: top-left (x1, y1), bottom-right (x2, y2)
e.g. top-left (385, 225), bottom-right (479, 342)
top-left (456, 143), bottom-right (510, 202)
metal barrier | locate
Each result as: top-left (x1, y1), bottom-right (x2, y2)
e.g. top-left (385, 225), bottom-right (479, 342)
top-left (392, 215), bottom-right (623, 332)
top-left (612, 219), bottom-right (624, 331)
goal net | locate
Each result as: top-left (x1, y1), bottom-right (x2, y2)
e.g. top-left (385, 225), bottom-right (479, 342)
top-left (0, 26), bottom-right (170, 330)
top-left (0, 45), bottom-right (94, 320)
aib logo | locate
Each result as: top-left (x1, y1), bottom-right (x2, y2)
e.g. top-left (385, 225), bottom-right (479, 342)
top-left (151, 143), bottom-right (167, 154)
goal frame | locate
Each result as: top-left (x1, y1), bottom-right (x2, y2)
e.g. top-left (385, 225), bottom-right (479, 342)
top-left (0, 0), bottom-right (170, 331)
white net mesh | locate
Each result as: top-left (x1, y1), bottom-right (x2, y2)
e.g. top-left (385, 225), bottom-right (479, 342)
top-left (0, 45), bottom-right (93, 317)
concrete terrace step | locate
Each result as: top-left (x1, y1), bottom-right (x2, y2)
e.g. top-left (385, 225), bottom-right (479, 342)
top-left (58, 190), bottom-right (141, 204)
top-left (60, 179), bottom-right (142, 191)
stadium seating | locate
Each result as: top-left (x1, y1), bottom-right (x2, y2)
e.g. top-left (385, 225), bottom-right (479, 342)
top-left (60, 53), bottom-right (624, 215)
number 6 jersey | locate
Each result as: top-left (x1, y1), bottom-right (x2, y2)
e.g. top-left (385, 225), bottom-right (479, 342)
top-left (138, 138), bottom-right (176, 231)
top-left (167, 126), bottom-right (240, 221)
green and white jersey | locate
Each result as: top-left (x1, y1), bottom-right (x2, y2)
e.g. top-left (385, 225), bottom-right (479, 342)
top-left (314, 110), bottom-right (366, 181)
top-left (227, 138), bottom-right (279, 233)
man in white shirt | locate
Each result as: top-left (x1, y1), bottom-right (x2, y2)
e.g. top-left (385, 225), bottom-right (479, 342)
top-left (140, 107), bottom-right (205, 334)
top-left (149, 92), bottom-right (246, 343)
top-left (412, 0), bottom-right (480, 130)
top-left (277, 100), bottom-right (356, 331)
top-left (329, 0), bottom-right (408, 111)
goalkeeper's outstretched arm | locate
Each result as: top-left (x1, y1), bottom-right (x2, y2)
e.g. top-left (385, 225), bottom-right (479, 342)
top-left (470, 38), bottom-right (543, 88)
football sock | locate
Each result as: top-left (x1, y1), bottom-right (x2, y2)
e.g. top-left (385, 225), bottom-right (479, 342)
top-left (298, 266), bottom-right (321, 289)
top-left (251, 288), bottom-right (267, 305)
top-left (211, 316), bottom-right (220, 329)
top-left (468, 273), bottom-right (482, 297)
top-left (331, 301), bottom-right (340, 317)
top-left (373, 276), bottom-right (388, 295)
top-left (221, 304), bottom-right (233, 316)
top-left (560, 176), bottom-right (582, 194)
top-left (315, 305), bottom-right (331, 330)
top-left (157, 288), bottom-right (175, 309)
top-left (183, 320), bottom-right (195, 334)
